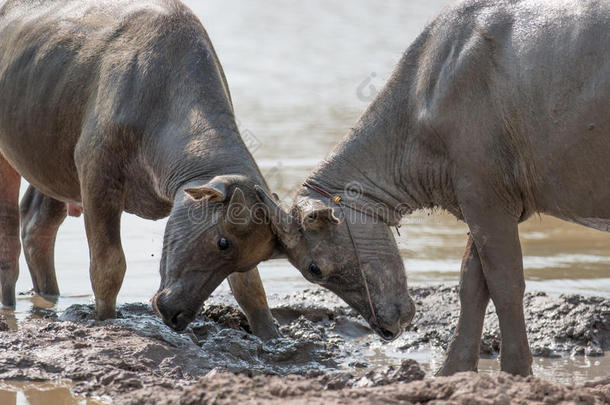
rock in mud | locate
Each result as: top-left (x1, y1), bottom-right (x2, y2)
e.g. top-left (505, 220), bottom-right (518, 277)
top-left (349, 359), bottom-right (426, 388)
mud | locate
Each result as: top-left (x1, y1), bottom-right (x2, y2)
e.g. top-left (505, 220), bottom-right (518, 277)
top-left (0, 286), bottom-right (607, 403)
top-left (402, 286), bottom-right (609, 357)
top-left (129, 372), bottom-right (610, 405)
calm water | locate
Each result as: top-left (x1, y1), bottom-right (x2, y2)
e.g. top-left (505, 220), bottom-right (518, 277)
top-left (2, 0), bottom-right (609, 394)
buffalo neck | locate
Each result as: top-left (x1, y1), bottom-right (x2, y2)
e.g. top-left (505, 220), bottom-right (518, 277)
top-left (146, 105), bottom-right (266, 202)
top-left (138, 28), bottom-right (268, 203)
top-left (305, 51), bottom-right (456, 224)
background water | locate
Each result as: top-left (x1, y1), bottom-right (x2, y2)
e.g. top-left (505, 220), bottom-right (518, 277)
top-left (3, 0), bottom-right (609, 387)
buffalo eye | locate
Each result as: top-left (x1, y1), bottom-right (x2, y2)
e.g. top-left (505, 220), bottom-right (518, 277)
top-left (217, 238), bottom-right (230, 251)
top-left (309, 262), bottom-right (322, 279)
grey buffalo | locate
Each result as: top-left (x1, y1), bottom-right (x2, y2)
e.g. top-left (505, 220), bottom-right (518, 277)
top-left (0, 0), bottom-right (279, 338)
top-left (258, 0), bottom-right (610, 375)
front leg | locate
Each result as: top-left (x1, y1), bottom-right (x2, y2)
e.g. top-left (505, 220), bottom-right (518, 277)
top-left (79, 165), bottom-right (126, 320)
top-left (228, 267), bottom-right (280, 339)
top-left (437, 234), bottom-right (489, 375)
top-left (459, 194), bottom-right (532, 376)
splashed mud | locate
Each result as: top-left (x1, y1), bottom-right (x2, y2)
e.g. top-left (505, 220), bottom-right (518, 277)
top-left (0, 286), bottom-right (607, 403)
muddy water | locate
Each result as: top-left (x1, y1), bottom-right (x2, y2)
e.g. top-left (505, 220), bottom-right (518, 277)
top-left (363, 346), bottom-right (610, 386)
top-left (0, 381), bottom-right (104, 405)
top-left (3, 0), bottom-right (610, 391)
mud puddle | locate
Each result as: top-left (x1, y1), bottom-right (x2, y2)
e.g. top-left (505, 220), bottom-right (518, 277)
top-left (0, 381), bottom-right (104, 405)
top-left (0, 285), bottom-right (607, 403)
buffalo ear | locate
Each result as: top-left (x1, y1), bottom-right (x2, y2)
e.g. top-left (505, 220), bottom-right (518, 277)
top-left (225, 187), bottom-right (251, 232)
top-left (300, 202), bottom-right (340, 231)
top-left (184, 178), bottom-right (227, 202)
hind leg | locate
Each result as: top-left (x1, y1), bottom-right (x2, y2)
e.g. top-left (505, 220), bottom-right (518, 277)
top-left (228, 267), bottom-right (280, 339)
top-left (20, 185), bottom-right (67, 297)
top-left (437, 235), bottom-right (489, 375)
top-left (0, 157), bottom-right (21, 307)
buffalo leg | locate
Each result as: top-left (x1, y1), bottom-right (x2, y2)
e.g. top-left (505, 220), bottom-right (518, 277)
top-left (459, 194), bottom-right (532, 376)
top-left (0, 156), bottom-right (21, 307)
top-left (228, 267), bottom-right (280, 339)
top-left (437, 235), bottom-right (489, 375)
top-left (78, 159), bottom-right (126, 320)
top-left (20, 185), bottom-right (67, 298)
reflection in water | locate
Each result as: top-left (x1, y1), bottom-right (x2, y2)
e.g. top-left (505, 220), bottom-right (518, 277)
top-left (0, 294), bottom-right (58, 331)
top-left (26, 294), bottom-right (57, 309)
top-left (480, 354), bottom-right (610, 386)
top-left (361, 348), bottom-right (610, 386)
top-left (0, 382), bottom-right (105, 405)
top-left (0, 308), bottom-right (17, 331)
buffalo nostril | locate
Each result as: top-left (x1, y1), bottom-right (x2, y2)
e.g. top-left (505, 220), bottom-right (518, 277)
top-left (379, 327), bottom-right (395, 341)
top-left (153, 291), bottom-right (179, 326)
top-left (152, 290), bottom-right (192, 331)
top-left (171, 312), bottom-right (180, 327)
top-left (372, 324), bottom-right (397, 341)
top-left (169, 311), bottom-right (190, 331)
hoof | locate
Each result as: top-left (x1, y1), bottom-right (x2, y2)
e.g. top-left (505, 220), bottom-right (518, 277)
top-left (252, 324), bottom-right (282, 340)
top-left (95, 299), bottom-right (117, 320)
top-left (248, 308), bottom-right (282, 340)
top-left (436, 359), bottom-right (478, 377)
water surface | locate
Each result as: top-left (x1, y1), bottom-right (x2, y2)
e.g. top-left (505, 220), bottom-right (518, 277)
top-left (0, 381), bottom-right (104, 405)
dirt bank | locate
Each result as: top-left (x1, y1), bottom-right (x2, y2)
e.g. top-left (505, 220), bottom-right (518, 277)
top-left (0, 286), bottom-right (607, 403)
top-left (129, 372), bottom-right (610, 405)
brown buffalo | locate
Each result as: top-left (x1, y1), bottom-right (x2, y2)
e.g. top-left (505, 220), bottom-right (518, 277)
top-left (258, 0), bottom-right (610, 375)
top-left (0, 0), bottom-right (279, 338)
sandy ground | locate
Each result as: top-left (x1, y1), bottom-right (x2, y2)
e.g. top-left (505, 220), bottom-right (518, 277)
top-left (0, 286), bottom-right (608, 403)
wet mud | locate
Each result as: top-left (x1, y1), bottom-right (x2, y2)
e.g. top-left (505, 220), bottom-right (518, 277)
top-left (403, 286), bottom-right (609, 357)
top-left (129, 372), bottom-right (610, 405)
top-left (0, 286), bottom-right (607, 403)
